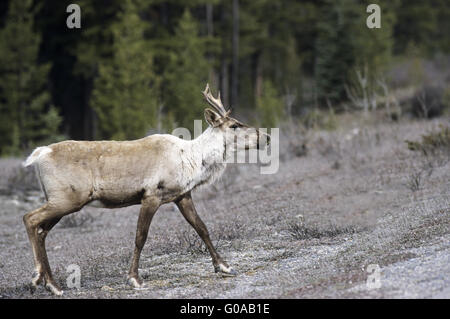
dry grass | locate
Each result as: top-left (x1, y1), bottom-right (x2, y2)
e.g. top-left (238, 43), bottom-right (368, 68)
top-left (0, 114), bottom-right (448, 299)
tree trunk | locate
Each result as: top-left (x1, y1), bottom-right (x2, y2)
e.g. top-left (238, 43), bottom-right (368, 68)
top-left (83, 79), bottom-right (95, 140)
top-left (231, 0), bottom-right (239, 108)
top-left (206, 3), bottom-right (213, 36)
top-left (161, 2), bottom-right (168, 26)
top-left (219, 4), bottom-right (229, 106)
top-left (206, 3), bottom-right (216, 87)
top-left (253, 51), bottom-right (263, 102)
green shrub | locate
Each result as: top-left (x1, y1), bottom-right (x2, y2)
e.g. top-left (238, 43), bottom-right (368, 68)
top-left (256, 80), bottom-right (284, 128)
top-left (406, 125), bottom-right (450, 157)
top-left (301, 108), bottom-right (337, 131)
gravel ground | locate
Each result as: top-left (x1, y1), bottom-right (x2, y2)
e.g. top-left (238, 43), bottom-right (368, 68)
top-left (0, 117), bottom-right (448, 299)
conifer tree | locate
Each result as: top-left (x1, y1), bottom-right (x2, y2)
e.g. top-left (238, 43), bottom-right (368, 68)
top-left (257, 80), bottom-right (284, 128)
top-left (0, 0), bottom-right (61, 155)
top-left (315, 0), bottom-right (394, 107)
top-left (162, 9), bottom-right (210, 131)
top-left (314, 0), bottom-right (356, 106)
top-left (91, 0), bottom-right (158, 140)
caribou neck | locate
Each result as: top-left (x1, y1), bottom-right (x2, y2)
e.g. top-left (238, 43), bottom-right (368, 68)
top-left (188, 126), bottom-right (227, 187)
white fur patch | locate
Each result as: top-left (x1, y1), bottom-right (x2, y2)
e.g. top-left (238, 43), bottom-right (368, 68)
top-left (128, 277), bottom-right (146, 289)
top-left (31, 272), bottom-right (42, 287)
top-left (46, 283), bottom-right (63, 296)
top-left (219, 263), bottom-right (233, 273)
top-left (23, 146), bottom-right (52, 167)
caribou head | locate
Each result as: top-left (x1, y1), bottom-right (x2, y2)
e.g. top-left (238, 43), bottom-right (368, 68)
top-left (202, 83), bottom-right (270, 152)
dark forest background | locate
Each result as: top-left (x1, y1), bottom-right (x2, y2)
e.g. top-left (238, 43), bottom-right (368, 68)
top-left (0, 0), bottom-right (449, 156)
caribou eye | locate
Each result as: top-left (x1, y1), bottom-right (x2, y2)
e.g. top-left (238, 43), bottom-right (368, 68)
top-left (230, 124), bottom-right (239, 129)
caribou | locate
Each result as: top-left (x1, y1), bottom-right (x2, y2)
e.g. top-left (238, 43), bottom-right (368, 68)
top-left (22, 84), bottom-right (270, 295)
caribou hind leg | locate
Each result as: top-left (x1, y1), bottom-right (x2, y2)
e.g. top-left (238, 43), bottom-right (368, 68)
top-left (23, 201), bottom-right (84, 295)
top-left (175, 192), bottom-right (236, 276)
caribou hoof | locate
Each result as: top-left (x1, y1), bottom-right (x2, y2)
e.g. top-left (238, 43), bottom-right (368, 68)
top-left (128, 276), bottom-right (147, 289)
top-left (215, 264), bottom-right (237, 277)
top-left (30, 271), bottom-right (64, 296)
top-left (45, 282), bottom-right (64, 296)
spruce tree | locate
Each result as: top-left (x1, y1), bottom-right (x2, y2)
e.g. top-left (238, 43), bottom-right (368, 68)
top-left (91, 0), bottom-right (158, 140)
top-left (314, 0), bottom-right (356, 106)
top-left (0, 0), bottom-right (61, 155)
top-left (162, 9), bottom-right (210, 131)
top-left (315, 0), bottom-right (394, 107)
top-left (257, 80), bottom-right (284, 128)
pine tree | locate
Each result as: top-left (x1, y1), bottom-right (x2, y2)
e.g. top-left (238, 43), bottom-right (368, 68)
top-left (257, 80), bottom-right (284, 128)
top-left (162, 9), bottom-right (210, 131)
top-left (353, 0), bottom-right (395, 79)
top-left (0, 0), bottom-right (61, 155)
top-left (91, 0), bottom-right (158, 140)
top-left (315, 0), bottom-right (394, 107)
top-left (238, 0), bottom-right (309, 111)
top-left (314, 0), bottom-right (356, 106)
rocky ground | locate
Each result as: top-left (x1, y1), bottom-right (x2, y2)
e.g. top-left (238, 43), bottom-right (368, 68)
top-left (0, 116), bottom-right (448, 298)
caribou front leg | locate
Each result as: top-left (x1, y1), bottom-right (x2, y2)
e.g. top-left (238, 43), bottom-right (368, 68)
top-left (128, 196), bottom-right (160, 288)
top-left (175, 192), bottom-right (236, 276)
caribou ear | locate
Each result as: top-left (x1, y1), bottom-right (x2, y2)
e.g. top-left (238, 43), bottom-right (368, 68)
top-left (204, 108), bottom-right (222, 126)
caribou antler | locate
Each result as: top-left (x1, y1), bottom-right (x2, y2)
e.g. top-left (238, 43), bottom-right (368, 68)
top-left (202, 83), bottom-right (230, 117)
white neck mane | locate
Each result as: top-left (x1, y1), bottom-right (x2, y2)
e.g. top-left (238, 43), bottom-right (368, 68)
top-left (182, 126), bottom-right (227, 190)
